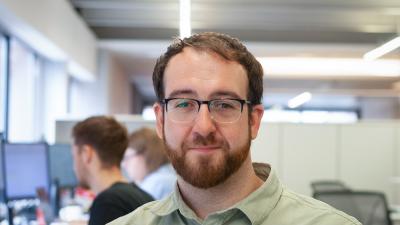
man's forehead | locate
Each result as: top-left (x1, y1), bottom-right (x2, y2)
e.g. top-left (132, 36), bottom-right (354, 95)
top-left (163, 48), bottom-right (248, 99)
top-left (167, 89), bottom-right (242, 99)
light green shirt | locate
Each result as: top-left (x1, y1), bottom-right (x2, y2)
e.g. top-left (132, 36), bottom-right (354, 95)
top-left (108, 164), bottom-right (361, 225)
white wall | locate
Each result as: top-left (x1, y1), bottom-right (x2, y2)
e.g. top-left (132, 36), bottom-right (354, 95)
top-left (0, 0), bottom-right (97, 80)
top-left (42, 61), bottom-right (69, 143)
top-left (108, 56), bottom-right (132, 114)
top-left (69, 50), bottom-right (133, 117)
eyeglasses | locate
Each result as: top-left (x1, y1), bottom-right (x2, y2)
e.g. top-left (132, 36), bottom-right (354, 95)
top-left (161, 98), bottom-right (252, 123)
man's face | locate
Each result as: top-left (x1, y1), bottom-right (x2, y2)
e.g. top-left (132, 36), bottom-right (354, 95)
top-left (121, 148), bottom-right (148, 182)
top-left (153, 48), bottom-right (263, 188)
top-left (72, 144), bottom-right (90, 189)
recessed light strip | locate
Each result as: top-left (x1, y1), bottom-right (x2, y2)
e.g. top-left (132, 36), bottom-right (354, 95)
top-left (288, 92), bottom-right (312, 109)
top-left (363, 36), bottom-right (400, 61)
top-left (179, 0), bottom-right (191, 38)
top-left (257, 57), bottom-right (400, 77)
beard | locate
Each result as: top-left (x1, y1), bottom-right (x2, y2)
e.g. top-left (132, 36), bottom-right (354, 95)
top-left (164, 127), bottom-right (251, 189)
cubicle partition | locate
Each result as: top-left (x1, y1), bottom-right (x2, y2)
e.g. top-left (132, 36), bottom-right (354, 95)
top-left (48, 144), bottom-right (76, 188)
top-left (55, 116), bottom-right (400, 206)
top-left (251, 121), bottom-right (400, 206)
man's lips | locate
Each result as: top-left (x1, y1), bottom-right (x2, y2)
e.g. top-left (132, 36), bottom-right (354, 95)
top-left (188, 146), bottom-right (221, 153)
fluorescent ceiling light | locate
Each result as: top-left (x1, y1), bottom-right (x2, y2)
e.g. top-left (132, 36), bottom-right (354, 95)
top-left (180, 0), bottom-right (191, 38)
top-left (257, 57), bottom-right (400, 77)
top-left (288, 92), bottom-right (312, 109)
top-left (363, 36), bottom-right (400, 61)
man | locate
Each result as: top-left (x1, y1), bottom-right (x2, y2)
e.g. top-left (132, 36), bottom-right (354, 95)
top-left (109, 33), bottom-right (360, 225)
top-left (72, 116), bottom-right (153, 225)
top-left (121, 127), bottom-right (176, 200)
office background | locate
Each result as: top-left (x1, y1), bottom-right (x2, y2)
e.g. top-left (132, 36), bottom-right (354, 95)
top-left (0, 0), bottom-right (400, 221)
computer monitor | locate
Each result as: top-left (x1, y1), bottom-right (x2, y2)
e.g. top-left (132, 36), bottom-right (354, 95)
top-left (2, 143), bottom-right (50, 200)
top-left (0, 134), bottom-right (3, 202)
top-left (48, 144), bottom-right (77, 187)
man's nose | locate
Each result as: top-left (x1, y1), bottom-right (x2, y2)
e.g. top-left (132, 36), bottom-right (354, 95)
top-left (191, 104), bottom-right (217, 137)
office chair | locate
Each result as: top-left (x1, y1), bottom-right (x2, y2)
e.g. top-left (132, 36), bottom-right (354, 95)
top-left (314, 191), bottom-right (392, 225)
top-left (311, 180), bottom-right (350, 195)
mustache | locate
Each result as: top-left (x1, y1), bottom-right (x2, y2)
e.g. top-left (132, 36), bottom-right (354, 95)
top-left (192, 133), bottom-right (218, 146)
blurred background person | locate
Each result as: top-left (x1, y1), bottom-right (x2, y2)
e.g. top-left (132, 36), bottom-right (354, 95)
top-left (72, 116), bottom-right (154, 225)
top-left (122, 127), bottom-right (176, 200)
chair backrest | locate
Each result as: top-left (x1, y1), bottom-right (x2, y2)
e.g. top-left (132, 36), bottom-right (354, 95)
top-left (314, 191), bottom-right (392, 225)
top-left (311, 180), bottom-right (349, 194)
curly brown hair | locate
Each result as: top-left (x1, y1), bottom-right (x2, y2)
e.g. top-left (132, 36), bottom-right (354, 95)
top-left (152, 32), bottom-right (264, 104)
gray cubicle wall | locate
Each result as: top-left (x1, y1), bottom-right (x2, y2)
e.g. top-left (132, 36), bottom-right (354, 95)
top-left (49, 144), bottom-right (77, 187)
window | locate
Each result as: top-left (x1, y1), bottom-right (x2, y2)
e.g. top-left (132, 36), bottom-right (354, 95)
top-left (8, 39), bottom-right (42, 142)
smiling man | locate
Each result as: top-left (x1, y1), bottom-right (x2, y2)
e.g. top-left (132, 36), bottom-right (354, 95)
top-left (108, 32), bottom-right (360, 225)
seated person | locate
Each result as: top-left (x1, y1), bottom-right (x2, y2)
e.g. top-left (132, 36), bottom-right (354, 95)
top-left (121, 127), bottom-right (176, 200)
top-left (71, 116), bottom-right (153, 225)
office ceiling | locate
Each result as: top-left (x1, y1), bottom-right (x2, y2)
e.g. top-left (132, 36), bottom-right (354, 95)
top-left (70, 0), bottom-right (400, 111)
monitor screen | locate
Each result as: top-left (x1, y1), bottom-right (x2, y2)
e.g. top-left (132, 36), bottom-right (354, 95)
top-left (49, 144), bottom-right (77, 187)
top-left (3, 143), bottom-right (50, 200)
top-left (0, 135), bottom-right (3, 201)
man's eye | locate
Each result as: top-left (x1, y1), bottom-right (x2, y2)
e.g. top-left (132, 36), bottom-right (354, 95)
top-left (176, 102), bottom-right (190, 108)
top-left (215, 102), bottom-right (235, 109)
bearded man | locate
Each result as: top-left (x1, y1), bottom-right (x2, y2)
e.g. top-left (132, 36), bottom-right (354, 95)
top-left (109, 32), bottom-right (360, 225)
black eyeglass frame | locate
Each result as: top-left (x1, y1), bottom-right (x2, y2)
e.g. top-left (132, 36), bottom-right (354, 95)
top-left (160, 98), bottom-right (253, 113)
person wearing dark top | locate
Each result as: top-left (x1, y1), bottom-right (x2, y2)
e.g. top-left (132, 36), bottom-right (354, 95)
top-left (89, 182), bottom-right (153, 225)
top-left (71, 116), bottom-right (154, 225)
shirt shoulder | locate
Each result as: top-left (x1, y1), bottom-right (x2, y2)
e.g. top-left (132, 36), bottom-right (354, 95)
top-left (275, 188), bottom-right (361, 225)
top-left (107, 201), bottom-right (163, 225)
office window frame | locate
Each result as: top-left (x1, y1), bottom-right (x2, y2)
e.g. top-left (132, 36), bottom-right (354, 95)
top-left (0, 32), bottom-right (9, 138)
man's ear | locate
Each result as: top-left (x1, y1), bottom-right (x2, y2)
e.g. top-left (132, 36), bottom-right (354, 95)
top-left (250, 104), bottom-right (264, 140)
top-left (153, 102), bottom-right (164, 139)
top-left (81, 145), bottom-right (94, 164)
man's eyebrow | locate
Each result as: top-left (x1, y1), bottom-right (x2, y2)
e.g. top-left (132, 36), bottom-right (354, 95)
top-left (167, 90), bottom-right (196, 98)
top-left (210, 91), bottom-right (242, 99)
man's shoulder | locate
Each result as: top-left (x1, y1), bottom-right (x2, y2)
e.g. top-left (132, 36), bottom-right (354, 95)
top-left (277, 188), bottom-right (361, 225)
top-left (107, 200), bottom-right (163, 225)
top-left (94, 182), bottom-right (154, 209)
top-left (107, 182), bottom-right (152, 198)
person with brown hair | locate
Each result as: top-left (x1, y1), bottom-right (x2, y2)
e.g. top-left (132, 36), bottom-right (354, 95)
top-left (121, 127), bottom-right (176, 199)
top-left (71, 116), bottom-right (153, 225)
top-left (109, 32), bottom-right (360, 225)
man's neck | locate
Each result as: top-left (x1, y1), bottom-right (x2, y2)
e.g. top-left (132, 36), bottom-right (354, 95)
top-left (177, 157), bottom-right (263, 220)
top-left (90, 166), bottom-right (127, 194)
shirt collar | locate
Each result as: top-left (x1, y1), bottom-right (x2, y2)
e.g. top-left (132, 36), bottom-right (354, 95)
top-left (149, 182), bottom-right (199, 218)
top-left (149, 163), bottom-right (283, 225)
top-left (149, 184), bottom-right (179, 216)
top-left (235, 163), bottom-right (283, 225)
